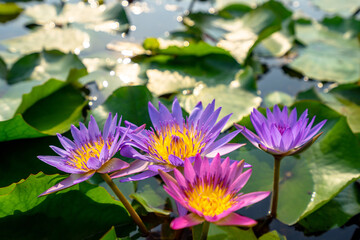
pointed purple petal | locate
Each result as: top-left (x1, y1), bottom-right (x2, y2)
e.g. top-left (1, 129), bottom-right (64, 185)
top-left (204, 129), bottom-right (241, 155)
top-left (38, 156), bottom-right (85, 174)
top-left (98, 158), bottom-right (130, 174)
top-left (148, 102), bottom-right (161, 130)
top-left (119, 145), bottom-right (149, 161)
top-left (88, 116), bottom-right (101, 141)
top-left (110, 159), bottom-right (150, 179)
top-left (86, 157), bottom-right (101, 170)
top-left (176, 200), bottom-right (188, 216)
top-left (119, 170), bottom-right (158, 182)
top-left (169, 155), bottom-right (184, 167)
top-left (49, 145), bottom-right (69, 157)
top-left (172, 98), bottom-right (183, 129)
top-left (205, 143), bottom-right (245, 158)
top-left (38, 171), bottom-right (95, 197)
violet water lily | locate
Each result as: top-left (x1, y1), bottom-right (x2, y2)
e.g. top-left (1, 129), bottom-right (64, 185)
top-left (38, 114), bottom-right (148, 234)
top-left (159, 154), bottom-right (270, 239)
top-left (235, 105), bottom-right (326, 157)
top-left (111, 98), bottom-right (247, 181)
top-left (235, 105), bottom-right (326, 217)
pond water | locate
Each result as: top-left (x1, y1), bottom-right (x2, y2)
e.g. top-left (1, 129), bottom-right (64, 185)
top-left (1, 0), bottom-right (359, 239)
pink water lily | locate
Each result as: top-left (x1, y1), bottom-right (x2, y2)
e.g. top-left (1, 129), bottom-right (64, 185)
top-left (159, 154), bottom-right (270, 229)
top-left (111, 98), bottom-right (248, 182)
top-left (38, 114), bottom-right (130, 196)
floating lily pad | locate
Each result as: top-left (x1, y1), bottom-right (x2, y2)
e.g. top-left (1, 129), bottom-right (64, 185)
top-left (309, 0), bottom-right (360, 17)
top-left (143, 46), bottom-right (261, 130)
top-left (24, 2), bottom-right (129, 34)
top-left (299, 182), bottom-right (360, 234)
top-left (7, 50), bottom-right (86, 84)
top-left (231, 101), bottom-right (360, 225)
top-left (80, 57), bottom-right (146, 100)
top-left (297, 85), bottom-right (360, 133)
top-left (0, 3), bottom-right (23, 23)
top-left (208, 224), bottom-right (257, 240)
top-left (1, 28), bottom-right (90, 54)
top-left (289, 21), bottom-right (360, 83)
top-left (0, 81), bottom-right (87, 141)
top-left (0, 173), bottom-right (132, 239)
top-left (264, 91), bottom-right (294, 107)
top-left (91, 85), bottom-right (153, 127)
top-left (186, 1), bottom-right (292, 63)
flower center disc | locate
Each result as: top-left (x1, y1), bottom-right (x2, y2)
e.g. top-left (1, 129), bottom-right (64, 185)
top-left (147, 124), bottom-right (206, 164)
top-left (186, 183), bottom-right (235, 217)
top-left (67, 138), bottom-right (107, 171)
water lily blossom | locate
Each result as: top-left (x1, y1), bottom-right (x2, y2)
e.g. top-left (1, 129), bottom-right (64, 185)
top-left (111, 98), bottom-right (246, 181)
top-left (235, 105), bottom-right (326, 218)
top-left (38, 113), bottom-right (148, 234)
top-left (159, 154), bottom-right (270, 230)
top-left (38, 114), bottom-right (129, 196)
top-left (235, 105), bottom-right (327, 157)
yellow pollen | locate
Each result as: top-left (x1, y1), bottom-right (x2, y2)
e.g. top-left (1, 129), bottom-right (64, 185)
top-left (185, 183), bottom-right (235, 217)
top-left (67, 138), bottom-right (111, 171)
top-left (147, 124), bottom-right (206, 164)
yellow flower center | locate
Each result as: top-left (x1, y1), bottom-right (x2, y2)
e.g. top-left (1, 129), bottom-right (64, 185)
top-left (147, 124), bottom-right (206, 164)
top-left (185, 182), bottom-right (235, 217)
top-left (67, 138), bottom-right (110, 171)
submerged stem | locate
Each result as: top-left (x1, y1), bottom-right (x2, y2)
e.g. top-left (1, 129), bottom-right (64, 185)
top-left (200, 221), bottom-right (210, 240)
top-left (269, 155), bottom-right (283, 218)
top-left (100, 173), bottom-right (149, 235)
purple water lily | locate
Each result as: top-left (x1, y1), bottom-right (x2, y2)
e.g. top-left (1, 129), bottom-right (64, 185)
top-left (38, 114), bottom-right (130, 196)
top-left (235, 105), bottom-right (327, 157)
top-left (111, 98), bottom-right (246, 181)
top-left (159, 154), bottom-right (270, 230)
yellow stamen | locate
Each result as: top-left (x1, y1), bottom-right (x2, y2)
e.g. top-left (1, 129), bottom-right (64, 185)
top-left (185, 182), bottom-right (235, 217)
top-left (67, 138), bottom-right (111, 171)
top-left (147, 124), bottom-right (206, 164)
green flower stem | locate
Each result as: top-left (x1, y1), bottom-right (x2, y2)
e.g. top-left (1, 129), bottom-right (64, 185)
top-left (200, 221), bottom-right (210, 240)
top-left (269, 155), bottom-right (283, 218)
top-left (100, 173), bottom-right (149, 235)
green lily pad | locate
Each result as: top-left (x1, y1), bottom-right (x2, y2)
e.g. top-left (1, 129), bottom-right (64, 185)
top-left (91, 85), bottom-right (153, 127)
top-left (298, 182), bottom-right (360, 234)
top-left (80, 57), bottom-right (146, 100)
top-left (24, 2), bottom-right (129, 34)
top-left (289, 21), bottom-right (360, 83)
top-left (208, 224), bottom-right (257, 240)
top-left (297, 85), bottom-right (360, 133)
top-left (0, 3), bottom-right (23, 23)
top-left (130, 178), bottom-right (172, 216)
top-left (259, 230), bottom-right (287, 240)
top-left (0, 81), bottom-right (87, 141)
top-left (231, 101), bottom-right (360, 225)
top-left (7, 50), bottom-right (86, 84)
top-left (186, 1), bottom-right (292, 63)
top-left (264, 91), bottom-right (294, 107)
top-left (1, 28), bottom-right (90, 54)
top-left (0, 173), bottom-right (132, 239)
top-left (309, 0), bottom-right (360, 17)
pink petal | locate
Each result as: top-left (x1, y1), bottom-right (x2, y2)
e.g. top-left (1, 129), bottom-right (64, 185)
top-left (110, 160), bottom-right (150, 179)
top-left (38, 171), bottom-right (95, 197)
top-left (170, 213), bottom-right (204, 230)
top-left (97, 158), bottom-right (130, 174)
top-left (215, 213), bottom-right (257, 227)
top-left (184, 158), bottom-right (196, 183)
top-left (229, 168), bottom-right (252, 192)
top-left (234, 191), bottom-right (271, 210)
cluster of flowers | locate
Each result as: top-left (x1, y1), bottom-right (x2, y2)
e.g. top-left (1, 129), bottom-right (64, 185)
top-left (38, 98), bottom-right (326, 231)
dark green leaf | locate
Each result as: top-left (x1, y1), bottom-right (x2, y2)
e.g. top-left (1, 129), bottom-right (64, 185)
top-left (0, 173), bottom-right (132, 239)
top-left (0, 3), bottom-right (23, 23)
top-left (91, 85), bottom-right (153, 127)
